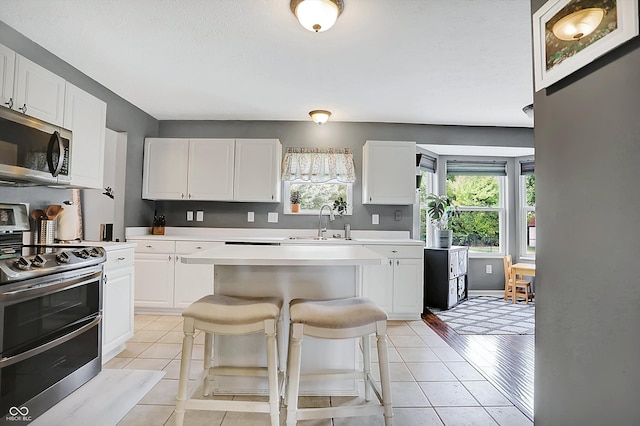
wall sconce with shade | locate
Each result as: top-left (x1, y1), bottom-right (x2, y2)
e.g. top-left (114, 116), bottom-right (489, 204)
top-left (552, 7), bottom-right (605, 41)
top-left (290, 0), bottom-right (344, 33)
top-left (309, 110), bottom-right (331, 124)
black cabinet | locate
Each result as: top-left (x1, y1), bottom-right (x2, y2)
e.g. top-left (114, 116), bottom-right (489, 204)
top-left (423, 246), bottom-right (468, 311)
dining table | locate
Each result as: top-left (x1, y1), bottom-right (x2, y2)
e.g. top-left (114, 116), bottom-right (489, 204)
top-left (511, 262), bottom-right (536, 303)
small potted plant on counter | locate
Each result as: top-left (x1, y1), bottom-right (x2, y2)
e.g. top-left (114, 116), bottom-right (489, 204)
top-left (332, 197), bottom-right (348, 216)
top-left (426, 193), bottom-right (458, 248)
top-left (290, 190), bottom-right (301, 213)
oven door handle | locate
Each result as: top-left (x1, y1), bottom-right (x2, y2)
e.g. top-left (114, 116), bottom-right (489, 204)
top-left (0, 315), bottom-right (101, 369)
top-left (0, 269), bottom-right (102, 302)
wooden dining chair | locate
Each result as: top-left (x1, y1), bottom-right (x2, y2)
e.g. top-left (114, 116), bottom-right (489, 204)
top-left (503, 255), bottom-right (533, 304)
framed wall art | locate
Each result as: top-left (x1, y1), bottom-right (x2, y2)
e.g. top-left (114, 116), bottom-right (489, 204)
top-left (533, 0), bottom-right (639, 91)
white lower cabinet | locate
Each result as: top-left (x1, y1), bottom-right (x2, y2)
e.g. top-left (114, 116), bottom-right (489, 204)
top-left (362, 244), bottom-right (423, 319)
top-left (130, 239), bottom-right (220, 311)
top-left (102, 246), bottom-right (135, 362)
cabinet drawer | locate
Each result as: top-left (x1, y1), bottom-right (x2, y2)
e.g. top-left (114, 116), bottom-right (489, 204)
top-left (130, 240), bottom-right (176, 253)
top-left (105, 247), bottom-right (135, 270)
top-left (364, 244), bottom-right (422, 259)
top-left (175, 241), bottom-right (223, 254)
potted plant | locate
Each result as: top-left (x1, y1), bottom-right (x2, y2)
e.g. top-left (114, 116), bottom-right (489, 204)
top-left (332, 197), bottom-right (348, 216)
top-left (426, 194), bottom-right (458, 248)
top-left (290, 190), bottom-right (301, 213)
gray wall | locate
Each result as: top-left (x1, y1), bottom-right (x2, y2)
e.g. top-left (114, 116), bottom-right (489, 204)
top-left (158, 120), bottom-right (533, 234)
top-left (531, 1), bottom-right (640, 424)
top-left (0, 21), bottom-right (159, 228)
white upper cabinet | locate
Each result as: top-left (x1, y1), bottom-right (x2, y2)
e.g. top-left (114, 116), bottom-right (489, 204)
top-left (0, 44), bottom-right (15, 109)
top-left (234, 139), bottom-right (281, 202)
top-left (13, 55), bottom-right (66, 126)
top-left (188, 139), bottom-right (235, 201)
top-left (142, 138), bottom-right (190, 200)
top-left (362, 140), bottom-right (416, 205)
top-left (64, 82), bottom-right (107, 189)
top-left (143, 138), bottom-right (281, 202)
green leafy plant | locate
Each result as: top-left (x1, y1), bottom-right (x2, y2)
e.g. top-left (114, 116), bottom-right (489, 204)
top-left (289, 190), bottom-right (301, 204)
top-left (332, 197), bottom-right (348, 216)
top-left (426, 194), bottom-right (459, 230)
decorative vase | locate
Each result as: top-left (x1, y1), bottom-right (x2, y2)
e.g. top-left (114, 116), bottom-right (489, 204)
top-left (435, 229), bottom-right (452, 248)
top-left (291, 203), bottom-right (300, 213)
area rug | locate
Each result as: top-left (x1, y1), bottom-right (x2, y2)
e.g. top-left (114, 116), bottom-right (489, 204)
top-left (31, 369), bottom-right (165, 426)
top-left (430, 296), bottom-right (535, 335)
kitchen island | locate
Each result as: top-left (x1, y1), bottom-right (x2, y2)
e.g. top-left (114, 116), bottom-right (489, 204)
top-left (181, 244), bottom-right (386, 396)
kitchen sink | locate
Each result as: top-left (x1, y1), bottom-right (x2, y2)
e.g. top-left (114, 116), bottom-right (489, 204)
top-left (287, 236), bottom-right (355, 242)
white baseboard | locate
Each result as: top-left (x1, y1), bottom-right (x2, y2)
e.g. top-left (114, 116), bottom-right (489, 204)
top-left (468, 290), bottom-right (504, 297)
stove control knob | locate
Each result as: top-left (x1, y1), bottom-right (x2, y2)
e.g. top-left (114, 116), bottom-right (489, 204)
top-left (76, 249), bottom-right (90, 259)
top-left (32, 255), bottom-right (47, 267)
top-left (89, 247), bottom-right (102, 257)
top-left (15, 257), bottom-right (31, 270)
top-left (56, 252), bottom-right (71, 263)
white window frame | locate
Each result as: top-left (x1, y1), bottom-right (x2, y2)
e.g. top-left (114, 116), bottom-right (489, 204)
top-left (446, 173), bottom-right (507, 258)
top-left (519, 174), bottom-right (536, 261)
top-left (418, 170), bottom-right (435, 245)
top-left (283, 180), bottom-right (353, 215)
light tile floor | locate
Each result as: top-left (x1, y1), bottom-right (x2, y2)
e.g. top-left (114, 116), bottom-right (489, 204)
top-left (111, 314), bottom-right (532, 426)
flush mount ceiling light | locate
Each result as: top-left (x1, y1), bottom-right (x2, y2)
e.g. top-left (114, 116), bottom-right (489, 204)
top-left (309, 110), bottom-right (331, 124)
top-left (290, 0), bottom-right (344, 33)
top-left (552, 8), bottom-right (605, 41)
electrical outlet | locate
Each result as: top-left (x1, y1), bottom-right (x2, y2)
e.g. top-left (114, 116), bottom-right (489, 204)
top-left (186, 211), bottom-right (194, 221)
top-left (247, 212), bottom-right (254, 222)
top-left (486, 265), bottom-right (492, 274)
top-left (268, 212), bottom-right (278, 223)
top-left (372, 214), bottom-right (379, 225)
top-left (196, 211), bottom-right (204, 222)
top-left (395, 210), bottom-right (402, 221)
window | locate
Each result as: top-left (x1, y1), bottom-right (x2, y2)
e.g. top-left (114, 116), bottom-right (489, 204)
top-left (520, 160), bottom-right (535, 258)
top-left (284, 180), bottom-right (353, 215)
top-left (417, 170), bottom-right (434, 244)
top-left (446, 160), bottom-right (506, 255)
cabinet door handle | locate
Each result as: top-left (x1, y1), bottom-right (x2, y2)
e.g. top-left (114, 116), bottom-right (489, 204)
top-left (188, 193), bottom-right (192, 199)
top-left (146, 245), bottom-right (152, 248)
top-left (103, 275), bottom-right (108, 285)
top-left (391, 250), bottom-right (398, 253)
top-left (181, 193), bottom-right (185, 199)
top-left (396, 260), bottom-right (400, 266)
top-left (168, 255), bottom-right (172, 261)
top-left (389, 259), bottom-right (392, 266)
top-left (195, 246), bottom-right (202, 250)
top-left (117, 257), bottom-right (126, 261)
top-left (369, 196), bottom-right (372, 202)
top-left (4, 98), bottom-right (13, 109)
top-left (272, 195), bottom-right (274, 200)
top-left (18, 104), bottom-right (27, 113)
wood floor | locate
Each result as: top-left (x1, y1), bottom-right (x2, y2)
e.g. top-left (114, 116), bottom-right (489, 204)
top-left (422, 309), bottom-right (535, 421)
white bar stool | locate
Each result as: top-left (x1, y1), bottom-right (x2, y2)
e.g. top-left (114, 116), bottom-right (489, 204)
top-left (285, 297), bottom-right (393, 425)
top-left (174, 294), bottom-right (284, 426)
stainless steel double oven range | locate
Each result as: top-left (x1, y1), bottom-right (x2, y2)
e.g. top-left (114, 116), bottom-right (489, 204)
top-left (0, 203), bottom-right (106, 422)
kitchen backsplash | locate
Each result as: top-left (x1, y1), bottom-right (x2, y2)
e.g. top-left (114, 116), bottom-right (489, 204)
top-left (154, 200), bottom-right (413, 232)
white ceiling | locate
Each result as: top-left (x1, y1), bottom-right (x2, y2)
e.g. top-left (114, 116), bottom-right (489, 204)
top-left (0, 0), bottom-right (534, 127)
top-left (418, 144), bottom-right (534, 157)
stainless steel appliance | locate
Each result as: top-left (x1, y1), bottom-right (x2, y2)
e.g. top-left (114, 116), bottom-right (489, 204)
top-left (0, 204), bottom-right (105, 422)
top-left (0, 107), bottom-right (72, 186)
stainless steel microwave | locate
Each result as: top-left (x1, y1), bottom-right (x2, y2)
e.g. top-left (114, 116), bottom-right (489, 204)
top-left (0, 107), bottom-right (72, 185)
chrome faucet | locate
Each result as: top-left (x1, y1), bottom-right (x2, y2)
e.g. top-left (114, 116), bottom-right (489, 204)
top-left (317, 204), bottom-right (336, 239)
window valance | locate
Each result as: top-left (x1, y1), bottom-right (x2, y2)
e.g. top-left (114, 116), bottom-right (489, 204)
top-left (281, 147), bottom-right (356, 183)
top-left (446, 160), bottom-right (507, 176)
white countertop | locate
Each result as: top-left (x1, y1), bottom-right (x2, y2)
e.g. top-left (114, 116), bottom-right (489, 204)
top-left (125, 227), bottom-right (423, 246)
top-left (181, 244), bottom-right (387, 266)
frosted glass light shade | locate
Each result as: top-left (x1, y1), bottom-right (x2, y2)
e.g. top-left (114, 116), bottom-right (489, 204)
top-left (552, 8), bottom-right (605, 41)
top-left (291, 0), bottom-right (344, 33)
top-left (309, 110), bottom-right (331, 124)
